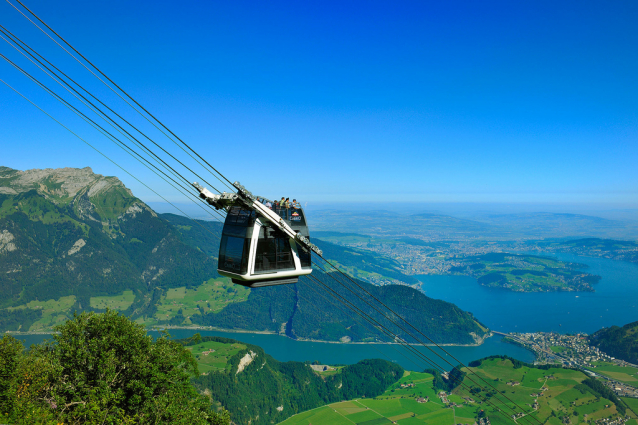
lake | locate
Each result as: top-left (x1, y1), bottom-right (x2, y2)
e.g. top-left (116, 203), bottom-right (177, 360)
top-left (418, 253), bottom-right (638, 334)
top-left (14, 330), bottom-right (534, 372)
top-left (19, 251), bottom-right (630, 371)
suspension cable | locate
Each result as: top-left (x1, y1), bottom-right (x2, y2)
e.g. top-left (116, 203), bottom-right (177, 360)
top-left (0, 78), bottom-right (225, 242)
top-left (284, 278), bottom-right (426, 372)
top-left (304, 272), bottom-right (538, 424)
top-left (314, 257), bottom-right (542, 424)
top-left (1, 4), bottom-right (544, 421)
top-left (6, 0), bottom-right (235, 191)
top-left (0, 28), bottom-right (228, 221)
top-left (0, 53), bottom-right (226, 223)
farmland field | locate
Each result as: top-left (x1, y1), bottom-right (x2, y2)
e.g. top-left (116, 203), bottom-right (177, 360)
top-left (591, 361), bottom-right (638, 387)
top-left (153, 278), bottom-right (250, 324)
top-left (90, 290), bottom-right (135, 310)
top-left (8, 295), bottom-right (76, 331)
top-left (280, 359), bottom-right (626, 425)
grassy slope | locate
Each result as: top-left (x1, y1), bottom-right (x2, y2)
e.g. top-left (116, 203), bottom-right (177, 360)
top-left (590, 361), bottom-right (638, 387)
top-left (280, 359), bottom-right (627, 425)
top-left (187, 340), bottom-right (247, 374)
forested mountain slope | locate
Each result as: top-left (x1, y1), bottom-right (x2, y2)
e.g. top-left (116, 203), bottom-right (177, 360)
top-left (192, 270), bottom-right (488, 344)
top-left (590, 321), bottom-right (638, 364)
top-left (0, 166), bottom-right (217, 312)
top-left (0, 166), bottom-right (488, 344)
top-left (186, 335), bottom-right (404, 425)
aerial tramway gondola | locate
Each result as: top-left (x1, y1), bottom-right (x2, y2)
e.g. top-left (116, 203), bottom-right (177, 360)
top-left (193, 182), bottom-right (321, 288)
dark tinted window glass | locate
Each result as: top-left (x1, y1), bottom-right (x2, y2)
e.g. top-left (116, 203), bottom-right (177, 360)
top-left (225, 206), bottom-right (256, 227)
top-left (222, 224), bottom-right (250, 238)
top-left (254, 229), bottom-right (294, 273)
top-left (219, 235), bottom-right (249, 275)
top-left (271, 206), bottom-right (306, 225)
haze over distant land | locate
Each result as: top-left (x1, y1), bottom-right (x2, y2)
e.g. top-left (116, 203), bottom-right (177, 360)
top-left (148, 201), bottom-right (638, 240)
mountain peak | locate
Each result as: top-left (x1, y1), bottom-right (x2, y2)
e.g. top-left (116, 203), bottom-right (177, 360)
top-left (0, 165), bottom-right (131, 204)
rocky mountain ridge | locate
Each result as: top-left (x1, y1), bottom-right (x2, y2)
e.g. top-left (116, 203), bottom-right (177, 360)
top-left (0, 165), bottom-right (217, 312)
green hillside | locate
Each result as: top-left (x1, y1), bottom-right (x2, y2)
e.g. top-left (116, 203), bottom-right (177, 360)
top-left (536, 238), bottom-right (638, 264)
top-left (185, 335), bottom-right (404, 425)
top-left (590, 321), bottom-right (638, 364)
top-left (0, 166), bottom-right (219, 329)
top-left (450, 252), bottom-right (601, 292)
top-left (280, 357), bottom-right (630, 425)
top-left (313, 237), bottom-right (419, 285)
top-left (0, 166), bottom-right (488, 345)
top-left (190, 270), bottom-right (488, 344)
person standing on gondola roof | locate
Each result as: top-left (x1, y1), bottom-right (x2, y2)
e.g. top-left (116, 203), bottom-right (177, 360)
top-left (292, 199), bottom-right (301, 209)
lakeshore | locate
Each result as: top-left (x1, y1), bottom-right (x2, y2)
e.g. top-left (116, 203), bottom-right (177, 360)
top-left (10, 327), bottom-right (534, 371)
top-left (417, 253), bottom-right (638, 334)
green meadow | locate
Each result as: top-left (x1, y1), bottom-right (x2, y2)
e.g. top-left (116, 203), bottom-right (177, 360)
top-left (280, 359), bottom-right (625, 425)
top-left (154, 278), bottom-right (250, 325)
top-left (8, 295), bottom-right (76, 331)
top-left (2, 278), bottom-right (250, 331)
top-left (280, 371), bottom-right (455, 425)
top-left (90, 290), bottom-right (135, 310)
top-left (187, 340), bottom-right (247, 374)
top-left (590, 361), bottom-right (638, 388)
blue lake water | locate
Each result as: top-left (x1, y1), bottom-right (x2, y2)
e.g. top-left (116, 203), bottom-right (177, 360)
top-left (17, 252), bottom-right (633, 371)
top-left (12, 329), bottom-right (534, 372)
top-left (418, 253), bottom-right (638, 334)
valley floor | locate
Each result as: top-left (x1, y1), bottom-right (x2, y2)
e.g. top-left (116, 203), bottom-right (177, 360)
top-left (278, 359), bottom-right (638, 425)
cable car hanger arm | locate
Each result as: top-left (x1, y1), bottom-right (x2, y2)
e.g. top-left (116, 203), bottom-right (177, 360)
top-left (192, 181), bottom-right (323, 257)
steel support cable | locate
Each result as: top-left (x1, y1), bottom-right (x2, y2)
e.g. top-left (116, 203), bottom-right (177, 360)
top-left (311, 262), bottom-right (538, 424)
top-left (312, 267), bottom-right (543, 425)
top-left (0, 52), bottom-right (226, 223)
top-left (305, 272), bottom-right (532, 424)
top-left (3, 3), bottom-right (538, 419)
top-left (297, 275), bottom-right (429, 372)
top-left (4, 51), bottom-right (523, 417)
top-left (304, 274), bottom-right (440, 372)
top-left (314, 257), bottom-right (541, 424)
top-left (0, 30), bottom-right (227, 222)
top-left (0, 36), bottom-right (192, 198)
top-left (306, 273), bottom-right (528, 425)
top-left (0, 79), bottom-right (228, 244)
top-left (7, 0), bottom-right (235, 192)
top-left (272, 279), bottom-right (517, 421)
top-left (305, 273), bottom-right (446, 373)
top-left (281, 280), bottom-right (423, 372)
top-left (0, 22), bottom-right (226, 198)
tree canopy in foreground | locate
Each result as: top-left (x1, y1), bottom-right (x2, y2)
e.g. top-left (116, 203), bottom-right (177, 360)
top-left (0, 310), bottom-right (230, 425)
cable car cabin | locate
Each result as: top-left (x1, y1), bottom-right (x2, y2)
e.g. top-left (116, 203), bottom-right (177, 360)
top-left (218, 205), bottom-right (312, 288)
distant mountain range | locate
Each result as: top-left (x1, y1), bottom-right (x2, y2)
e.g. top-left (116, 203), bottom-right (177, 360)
top-left (0, 166), bottom-right (488, 344)
top-left (307, 209), bottom-right (638, 240)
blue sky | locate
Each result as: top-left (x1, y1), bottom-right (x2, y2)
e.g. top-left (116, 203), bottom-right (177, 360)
top-left (1, 0), bottom-right (636, 209)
